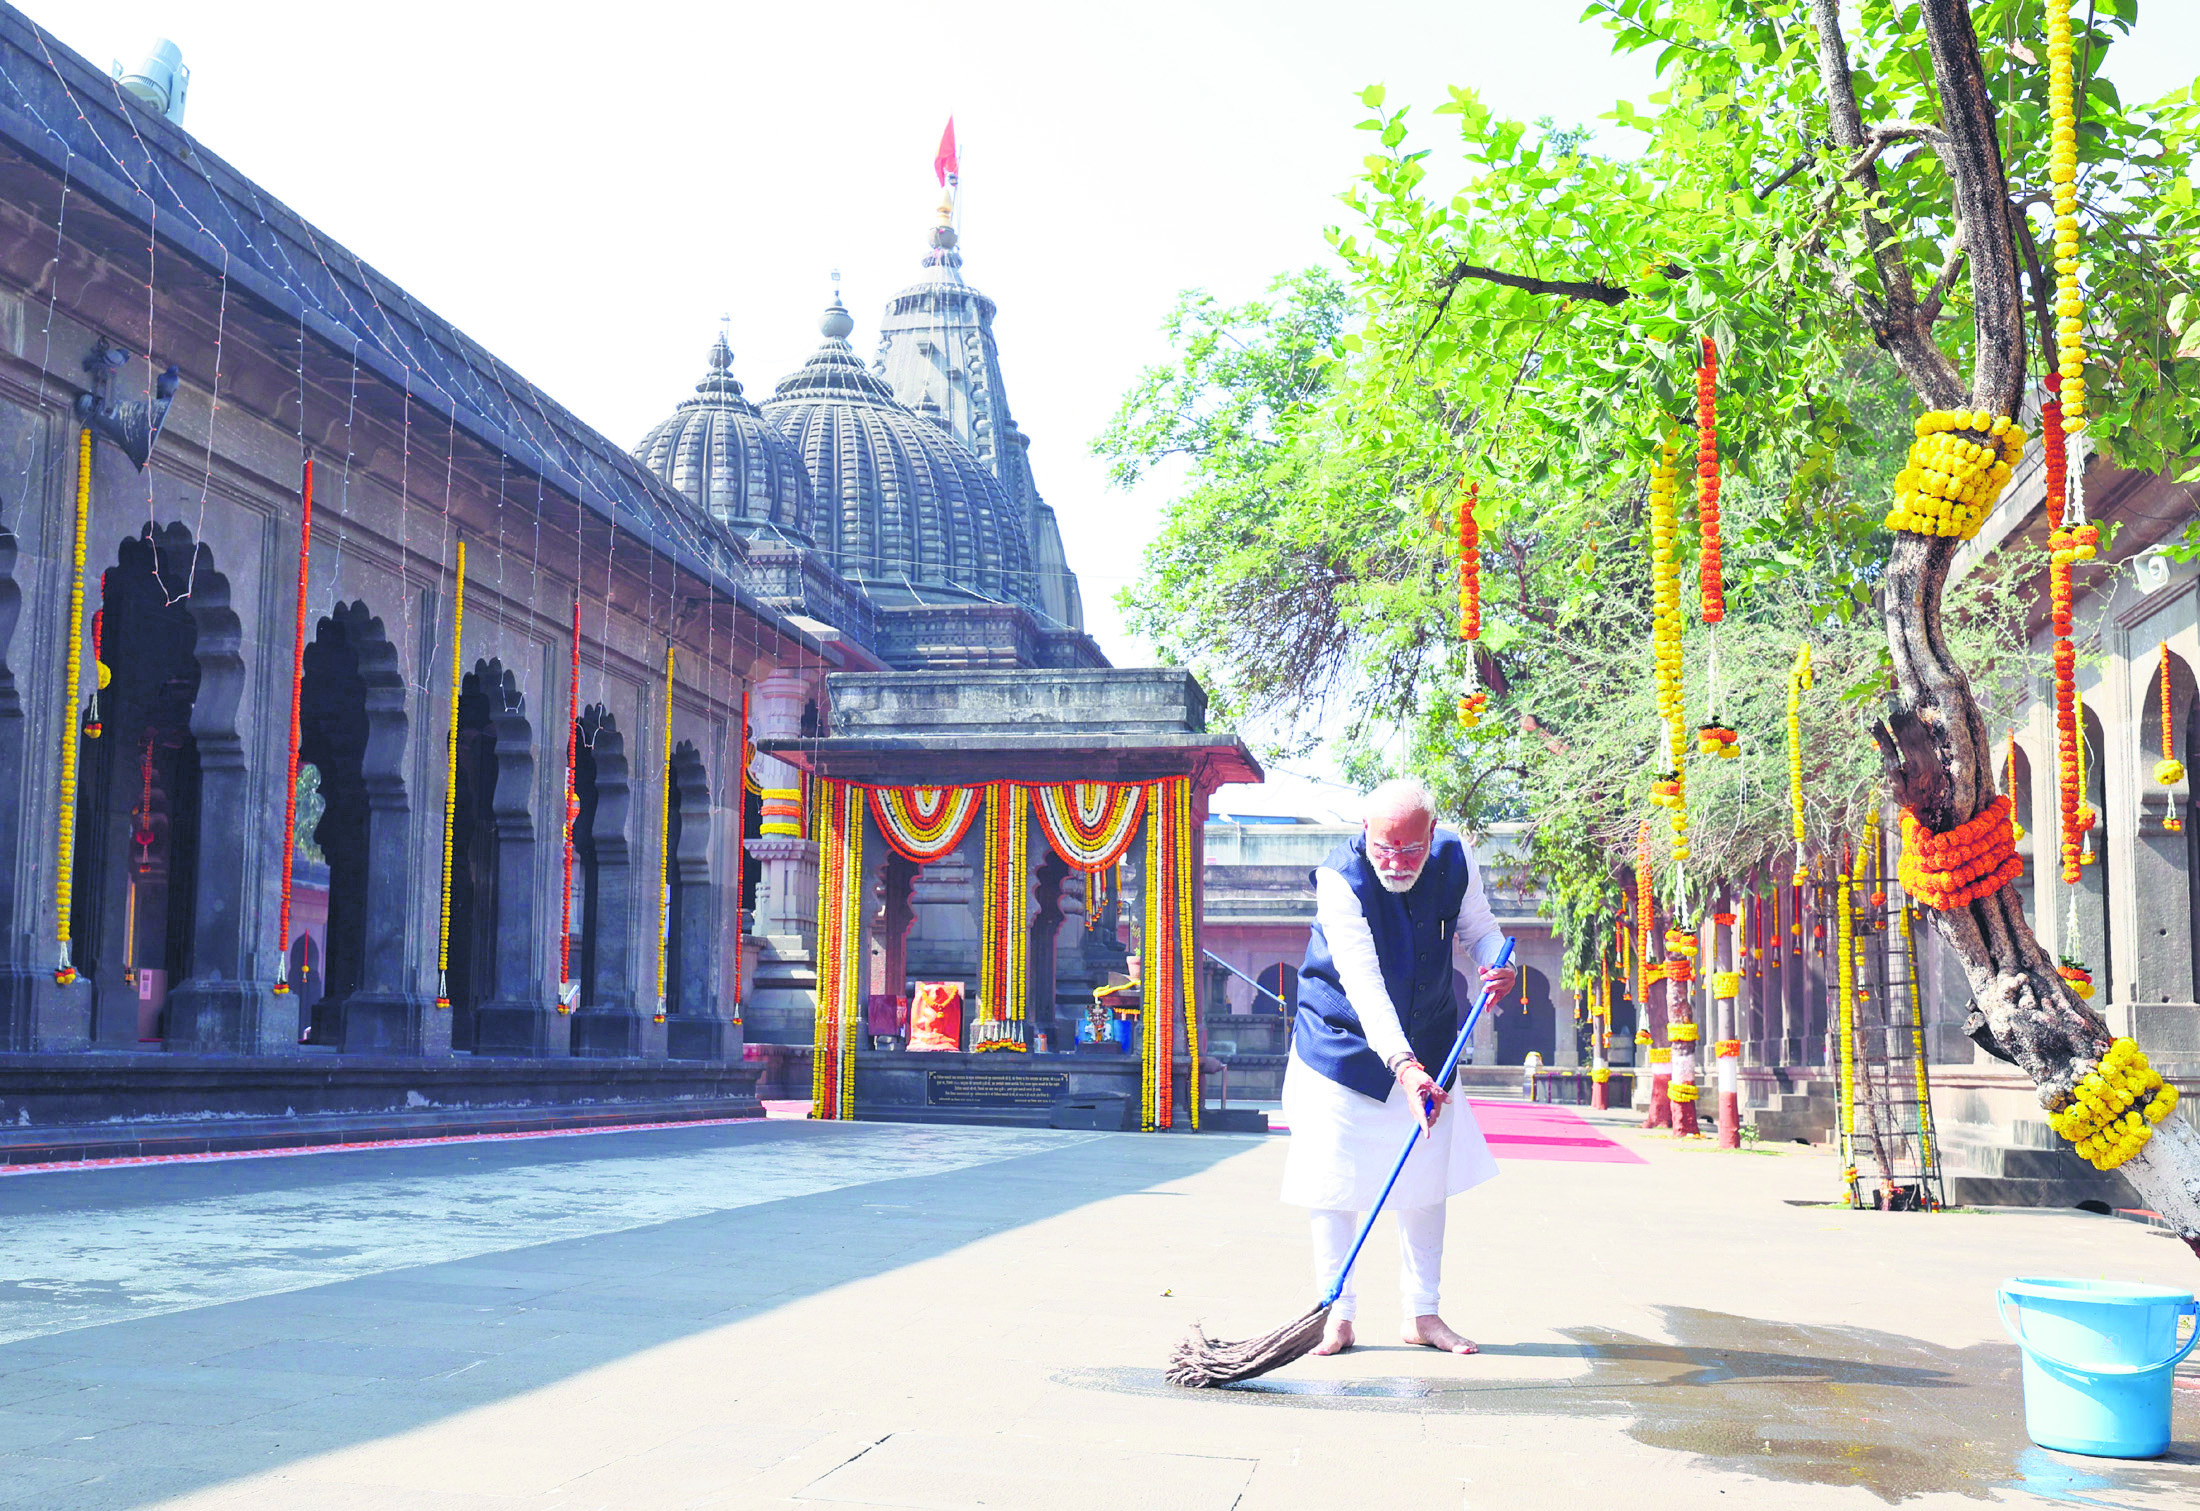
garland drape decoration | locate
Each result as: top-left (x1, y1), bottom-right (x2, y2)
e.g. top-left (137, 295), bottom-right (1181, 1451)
top-left (1032, 781), bottom-right (1146, 872)
top-left (1836, 850), bottom-right (1859, 1201)
top-left (654, 645), bottom-right (676, 1023)
top-left (871, 785), bottom-right (982, 864)
top-left (733, 687), bottom-right (748, 1019)
top-left (1696, 338), bottom-right (1723, 623)
top-left (558, 598), bottom-right (579, 1010)
top-left (1898, 796), bottom-right (2023, 913)
top-left (1881, 409), bottom-right (2021, 540)
top-left (1786, 642), bottom-right (1813, 883)
top-left (975, 782), bottom-right (1032, 1041)
top-left (1457, 480), bottom-right (1487, 727)
top-left (54, 427), bottom-right (93, 985)
top-left (1139, 777), bottom-right (1199, 1130)
top-left (434, 539), bottom-right (467, 1011)
top-left (2049, 1037), bottom-right (2178, 1171)
top-left (1648, 433), bottom-right (1688, 857)
top-left (2047, 0), bottom-right (2088, 430)
top-left (811, 779), bottom-right (864, 1119)
top-left (274, 456), bottom-right (314, 995)
top-left (2155, 647), bottom-right (2185, 836)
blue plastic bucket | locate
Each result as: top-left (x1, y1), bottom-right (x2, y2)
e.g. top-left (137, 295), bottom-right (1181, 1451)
top-left (1998, 1277), bottom-right (2199, 1458)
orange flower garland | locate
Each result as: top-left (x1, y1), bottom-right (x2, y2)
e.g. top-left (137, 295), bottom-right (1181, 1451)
top-left (2155, 647), bottom-right (2185, 836)
top-left (1897, 796), bottom-right (2023, 912)
top-left (1457, 481), bottom-right (1483, 728)
top-left (1696, 337), bottom-right (1723, 622)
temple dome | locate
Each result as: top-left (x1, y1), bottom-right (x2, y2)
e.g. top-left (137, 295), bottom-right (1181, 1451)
top-left (761, 299), bottom-right (1034, 611)
top-left (633, 332), bottom-right (816, 545)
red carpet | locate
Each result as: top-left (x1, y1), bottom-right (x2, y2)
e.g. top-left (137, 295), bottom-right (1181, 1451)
top-left (1464, 1099), bottom-right (1645, 1164)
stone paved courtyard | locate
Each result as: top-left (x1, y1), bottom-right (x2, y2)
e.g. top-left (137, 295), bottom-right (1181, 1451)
top-left (0, 1110), bottom-right (2195, 1509)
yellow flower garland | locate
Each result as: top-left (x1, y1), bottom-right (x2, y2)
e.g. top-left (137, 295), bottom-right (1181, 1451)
top-left (1648, 433), bottom-right (1688, 856)
top-left (1883, 410), bottom-right (2022, 540)
top-left (2047, 0), bottom-right (2087, 428)
top-left (2050, 1038), bottom-right (2178, 1170)
top-left (1786, 642), bottom-right (1813, 882)
top-left (434, 539), bottom-right (467, 1011)
top-left (654, 644), bottom-right (676, 1024)
top-left (1837, 853), bottom-right (1858, 1200)
top-left (53, 427), bottom-right (92, 985)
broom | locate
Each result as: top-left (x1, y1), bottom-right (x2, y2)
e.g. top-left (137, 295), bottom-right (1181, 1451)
top-left (1167, 936), bottom-right (1516, 1387)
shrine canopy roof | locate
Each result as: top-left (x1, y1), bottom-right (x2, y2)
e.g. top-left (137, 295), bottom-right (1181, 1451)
top-left (758, 669), bottom-right (1263, 795)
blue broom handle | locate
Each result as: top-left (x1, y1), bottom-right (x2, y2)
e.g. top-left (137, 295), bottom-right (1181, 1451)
top-left (1320, 936), bottom-right (1515, 1310)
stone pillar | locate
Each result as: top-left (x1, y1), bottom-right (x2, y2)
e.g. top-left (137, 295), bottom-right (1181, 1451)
top-left (571, 720), bottom-right (641, 1058)
top-left (166, 589), bottom-right (291, 1054)
top-left (666, 748), bottom-right (728, 1061)
top-left (476, 701), bottom-right (552, 1055)
top-left (1027, 844), bottom-right (1067, 1050)
top-left (742, 669), bottom-right (822, 1045)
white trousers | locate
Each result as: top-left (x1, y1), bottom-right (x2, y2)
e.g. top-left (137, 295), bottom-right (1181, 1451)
top-left (1310, 1202), bottom-right (1445, 1322)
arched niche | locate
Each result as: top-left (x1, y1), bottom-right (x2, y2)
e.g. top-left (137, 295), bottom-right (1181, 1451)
top-left (71, 524), bottom-right (275, 1052)
top-left (571, 703), bottom-right (639, 1055)
top-left (298, 600), bottom-right (424, 1052)
top-left (458, 659), bottom-right (553, 1054)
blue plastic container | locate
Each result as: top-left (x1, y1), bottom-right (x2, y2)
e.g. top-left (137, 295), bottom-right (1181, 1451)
top-left (1998, 1277), bottom-right (2199, 1458)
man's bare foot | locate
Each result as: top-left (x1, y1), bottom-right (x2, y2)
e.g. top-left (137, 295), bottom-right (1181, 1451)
top-left (1404, 1313), bottom-right (1477, 1355)
top-left (1312, 1317), bottom-right (1355, 1355)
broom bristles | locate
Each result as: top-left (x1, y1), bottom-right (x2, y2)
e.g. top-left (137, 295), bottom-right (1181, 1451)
top-left (1165, 1302), bottom-right (1331, 1388)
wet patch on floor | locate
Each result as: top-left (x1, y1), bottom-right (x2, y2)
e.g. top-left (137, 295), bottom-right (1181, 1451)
top-left (1061, 1307), bottom-right (2200, 1504)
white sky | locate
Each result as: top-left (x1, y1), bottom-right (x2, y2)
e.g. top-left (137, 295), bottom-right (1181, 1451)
top-left (27, 1), bottom-right (2200, 794)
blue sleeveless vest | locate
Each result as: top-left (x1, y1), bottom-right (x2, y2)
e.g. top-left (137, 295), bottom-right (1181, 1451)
top-left (1293, 830), bottom-right (1475, 1102)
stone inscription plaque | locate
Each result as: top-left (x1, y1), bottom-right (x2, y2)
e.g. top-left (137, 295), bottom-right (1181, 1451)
top-left (926, 1070), bottom-right (1070, 1109)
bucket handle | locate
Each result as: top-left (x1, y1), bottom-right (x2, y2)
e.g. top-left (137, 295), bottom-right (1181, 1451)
top-left (1997, 1292), bottom-right (2200, 1378)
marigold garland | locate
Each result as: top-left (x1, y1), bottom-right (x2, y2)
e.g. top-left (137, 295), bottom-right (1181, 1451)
top-left (872, 785), bottom-right (982, 864)
top-left (433, 539), bottom-right (467, 1012)
top-left (1138, 778), bottom-right (1199, 1129)
top-left (811, 780), bottom-right (865, 1119)
top-left (1786, 642), bottom-right (1813, 881)
top-left (1458, 480), bottom-right (1481, 641)
top-left (1696, 338), bottom-right (1724, 622)
top-left (1649, 434), bottom-right (1688, 855)
top-left (2156, 643), bottom-right (2185, 792)
top-left (1836, 854), bottom-right (1862, 1202)
top-left (1882, 410), bottom-right (2022, 539)
top-left (274, 456), bottom-right (314, 996)
top-left (976, 782), bottom-right (1032, 1039)
top-left (654, 644), bottom-right (676, 1023)
top-left (558, 597), bottom-right (580, 1008)
top-left (2047, 0), bottom-right (2088, 428)
top-left (1714, 1038), bottom-right (1741, 1059)
top-left (732, 687), bottom-right (748, 1020)
top-left (1711, 970), bottom-right (1742, 999)
top-left (1898, 796), bottom-right (2024, 912)
top-left (2058, 958), bottom-right (2096, 1001)
top-left (1032, 781), bottom-right (1146, 871)
top-left (1635, 822), bottom-right (1654, 999)
top-left (53, 426), bottom-right (92, 985)
top-left (1669, 1021), bottom-right (1700, 1043)
top-left (2049, 1038), bottom-right (2177, 1171)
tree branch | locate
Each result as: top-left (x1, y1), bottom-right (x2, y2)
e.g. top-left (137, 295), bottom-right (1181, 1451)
top-left (1918, 237), bottom-right (1968, 327)
top-left (1435, 260), bottom-right (1636, 306)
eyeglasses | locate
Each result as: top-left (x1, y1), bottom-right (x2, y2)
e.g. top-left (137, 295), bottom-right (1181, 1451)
top-left (1367, 840), bottom-right (1429, 862)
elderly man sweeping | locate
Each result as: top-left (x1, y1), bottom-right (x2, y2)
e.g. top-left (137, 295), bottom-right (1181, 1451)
top-left (1281, 778), bottom-right (1515, 1358)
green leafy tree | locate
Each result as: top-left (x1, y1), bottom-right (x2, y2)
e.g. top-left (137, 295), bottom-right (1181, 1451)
top-left (1108, 0), bottom-right (2200, 1247)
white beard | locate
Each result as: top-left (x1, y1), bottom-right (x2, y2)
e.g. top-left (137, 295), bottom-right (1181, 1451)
top-left (1373, 856), bottom-right (1428, 894)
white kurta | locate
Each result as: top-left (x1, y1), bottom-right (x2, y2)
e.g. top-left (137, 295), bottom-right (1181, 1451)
top-left (1280, 851), bottom-right (1508, 1211)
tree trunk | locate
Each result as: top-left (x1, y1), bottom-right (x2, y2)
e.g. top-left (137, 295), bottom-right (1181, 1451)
top-left (1828, 0), bottom-right (2200, 1251)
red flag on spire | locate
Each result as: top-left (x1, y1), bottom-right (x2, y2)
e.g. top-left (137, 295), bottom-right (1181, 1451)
top-left (934, 117), bottom-right (958, 186)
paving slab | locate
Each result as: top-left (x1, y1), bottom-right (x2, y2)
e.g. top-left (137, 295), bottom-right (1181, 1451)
top-left (0, 1114), bottom-right (2191, 1508)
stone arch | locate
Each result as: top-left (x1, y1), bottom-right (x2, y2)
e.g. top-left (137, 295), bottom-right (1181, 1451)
top-left (453, 658), bottom-right (547, 1053)
top-left (1494, 964), bottom-right (1559, 1067)
top-left (664, 739), bottom-right (725, 1058)
top-left (1253, 962), bottom-right (1296, 1015)
top-left (298, 600), bottom-right (419, 1051)
top-left (572, 703), bottom-right (638, 1055)
top-left (70, 523), bottom-right (267, 1050)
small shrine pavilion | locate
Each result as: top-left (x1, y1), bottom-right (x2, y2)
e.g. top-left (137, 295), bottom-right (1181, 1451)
top-left (762, 668), bottom-right (1260, 1130)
